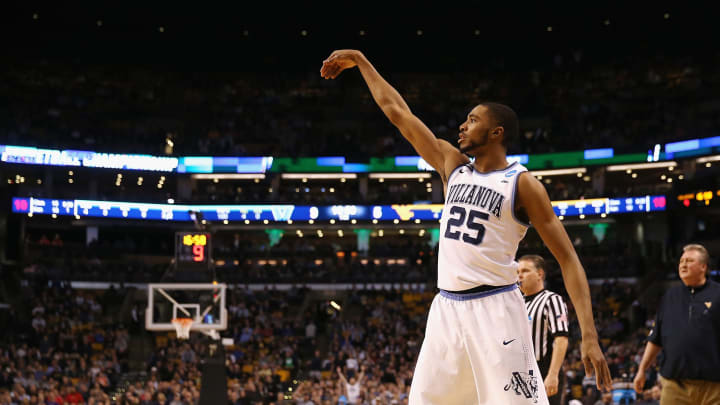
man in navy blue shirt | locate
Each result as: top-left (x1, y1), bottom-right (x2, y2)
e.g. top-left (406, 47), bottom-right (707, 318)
top-left (633, 244), bottom-right (720, 404)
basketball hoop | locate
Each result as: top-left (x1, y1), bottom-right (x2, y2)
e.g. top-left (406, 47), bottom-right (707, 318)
top-left (172, 318), bottom-right (194, 339)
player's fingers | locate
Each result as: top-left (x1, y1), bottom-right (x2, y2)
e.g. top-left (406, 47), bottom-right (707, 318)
top-left (582, 357), bottom-right (593, 378)
top-left (602, 360), bottom-right (612, 386)
top-left (327, 53), bottom-right (350, 66)
top-left (591, 356), bottom-right (603, 378)
top-left (594, 358), bottom-right (612, 391)
top-left (320, 62), bottom-right (337, 78)
top-left (602, 365), bottom-right (613, 391)
top-left (328, 65), bottom-right (342, 79)
top-left (322, 65), bottom-right (335, 79)
top-left (325, 53), bottom-right (340, 64)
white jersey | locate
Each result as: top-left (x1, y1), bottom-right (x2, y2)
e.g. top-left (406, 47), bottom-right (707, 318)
top-left (437, 161), bottom-right (529, 290)
top-left (346, 382), bottom-right (360, 403)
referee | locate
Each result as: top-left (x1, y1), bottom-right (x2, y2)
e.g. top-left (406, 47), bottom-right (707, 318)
top-left (518, 254), bottom-right (570, 405)
top-left (633, 244), bottom-right (720, 404)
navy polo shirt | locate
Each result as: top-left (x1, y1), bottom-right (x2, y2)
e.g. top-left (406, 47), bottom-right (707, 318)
top-left (647, 279), bottom-right (720, 381)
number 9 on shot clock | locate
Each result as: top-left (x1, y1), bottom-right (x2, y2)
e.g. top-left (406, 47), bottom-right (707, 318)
top-left (175, 232), bottom-right (211, 269)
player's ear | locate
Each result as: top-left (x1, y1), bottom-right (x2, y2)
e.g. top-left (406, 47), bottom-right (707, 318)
top-left (491, 126), bottom-right (504, 143)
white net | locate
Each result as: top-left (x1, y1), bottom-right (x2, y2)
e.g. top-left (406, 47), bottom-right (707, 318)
top-left (172, 318), bottom-right (193, 339)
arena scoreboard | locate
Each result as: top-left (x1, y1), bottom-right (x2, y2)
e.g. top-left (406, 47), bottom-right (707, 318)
top-left (175, 232), bottom-right (211, 270)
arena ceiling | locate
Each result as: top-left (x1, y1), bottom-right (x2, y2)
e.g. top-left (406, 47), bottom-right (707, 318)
top-left (2, 4), bottom-right (716, 72)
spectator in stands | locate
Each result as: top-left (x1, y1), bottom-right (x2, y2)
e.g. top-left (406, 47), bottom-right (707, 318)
top-left (336, 365), bottom-right (365, 405)
top-left (51, 233), bottom-right (64, 247)
top-left (38, 234), bottom-right (50, 245)
top-left (4, 46), bottom-right (720, 160)
top-left (0, 257), bottom-right (682, 404)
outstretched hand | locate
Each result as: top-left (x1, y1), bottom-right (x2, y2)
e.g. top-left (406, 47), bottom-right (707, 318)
top-left (581, 338), bottom-right (613, 392)
top-left (320, 50), bottom-right (362, 79)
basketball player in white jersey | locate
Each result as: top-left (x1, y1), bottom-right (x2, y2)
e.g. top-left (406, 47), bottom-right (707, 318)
top-left (321, 50), bottom-right (612, 404)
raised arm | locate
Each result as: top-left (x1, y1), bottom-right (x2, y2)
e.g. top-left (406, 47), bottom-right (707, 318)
top-left (516, 172), bottom-right (613, 392)
top-left (357, 365), bottom-right (366, 384)
top-left (321, 50), bottom-right (467, 186)
top-left (336, 366), bottom-right (348, 385)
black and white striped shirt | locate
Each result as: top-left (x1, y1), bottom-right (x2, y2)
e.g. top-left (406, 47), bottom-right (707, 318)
top-left (524, 289), bottom-right (569, 376)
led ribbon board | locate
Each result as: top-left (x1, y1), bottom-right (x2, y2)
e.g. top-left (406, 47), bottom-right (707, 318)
top-left (6, 136), bottom-right (720, 172)
top-left (664, 135), bottom-right (720, 158)
top-left (0, 145), bottom-right (647, 173)
top-left (13, 195), bottom-right (666, 222)
top-left (0, 145), bottom-right (178, 172)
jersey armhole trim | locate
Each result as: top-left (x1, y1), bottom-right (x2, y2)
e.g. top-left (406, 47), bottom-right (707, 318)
top-left (511, 170), bottom-right (531, 227)
top-left (446, 162), bottom-right (471, 184)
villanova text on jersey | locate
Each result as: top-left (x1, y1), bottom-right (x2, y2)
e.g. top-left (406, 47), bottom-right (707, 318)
top-left (437, 162), bottom-right (530, 291)
top-left (445, 183), bottom-right (505, 218)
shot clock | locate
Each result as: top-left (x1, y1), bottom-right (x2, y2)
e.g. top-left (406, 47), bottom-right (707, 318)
top-left (175, 232), bottom-right (211, 270)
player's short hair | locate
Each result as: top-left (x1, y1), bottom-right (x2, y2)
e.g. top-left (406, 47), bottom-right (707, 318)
top-left (478, 102), bottom-right (519, 148)
top-left (518, 254), bottom-right (545, 278)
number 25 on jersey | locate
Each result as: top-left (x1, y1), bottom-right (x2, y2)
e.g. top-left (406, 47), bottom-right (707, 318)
top-left (443, 206), bottom-right (489, 245)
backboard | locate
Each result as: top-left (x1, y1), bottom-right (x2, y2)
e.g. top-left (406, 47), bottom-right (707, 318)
top-left (146, 283), bottom-right (227, 334)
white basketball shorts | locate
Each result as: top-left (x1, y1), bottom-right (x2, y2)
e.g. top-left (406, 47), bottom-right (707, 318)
top-left (409, 284), bottom-right (549, 405)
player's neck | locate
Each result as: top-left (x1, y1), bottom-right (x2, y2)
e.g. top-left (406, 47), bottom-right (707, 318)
top-left (472, 152), bottom-right (510, 173)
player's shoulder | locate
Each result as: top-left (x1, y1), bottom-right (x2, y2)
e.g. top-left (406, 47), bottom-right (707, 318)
top-left (515, 167), bottom-right (545, 196)
top-left (515, 165), bottom-right (538, 182)
top-left (508, 162), bottom-right (528, 174)
top-left (515, 166), bottom-right (552, 211)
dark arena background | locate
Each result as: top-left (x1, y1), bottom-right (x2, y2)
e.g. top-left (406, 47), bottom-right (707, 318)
top-left (1, 3), bottom-right (720, 405)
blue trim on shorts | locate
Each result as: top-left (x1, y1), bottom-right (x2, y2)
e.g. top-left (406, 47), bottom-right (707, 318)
top-left (439, 283), bottom-right (517, 301)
